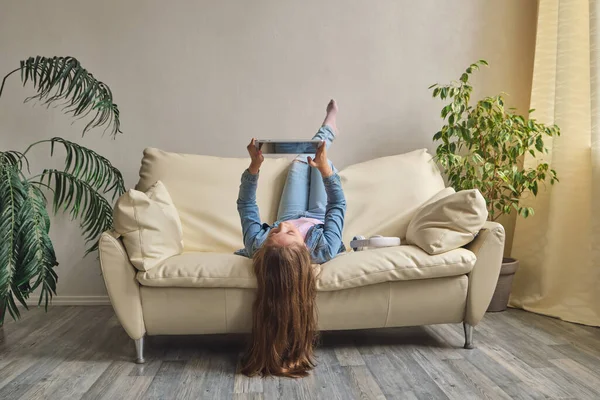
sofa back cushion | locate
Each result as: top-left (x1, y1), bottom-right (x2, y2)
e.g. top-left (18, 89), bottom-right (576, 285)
top-left (406, 189), bottom-right (488, 255)
top-left (136, 147), bottom-right (445, 252)
top-left (113, 181), bottom-right (183, 271)
top-left (338, 149), bottom-right (445, 245)
top-left (137, 148), bottom-right (291, 252)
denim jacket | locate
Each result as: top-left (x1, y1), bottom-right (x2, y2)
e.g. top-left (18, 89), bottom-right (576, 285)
top-left (235, 169), bottom-right (346, 264)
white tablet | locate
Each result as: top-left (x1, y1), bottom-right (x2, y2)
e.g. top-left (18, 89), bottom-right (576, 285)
top-left (255, 140), bottom-right (322, 154)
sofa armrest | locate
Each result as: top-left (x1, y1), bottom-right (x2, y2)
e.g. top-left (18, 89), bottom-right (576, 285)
top-left (463, 221), bottom-right (505, 326)
top-left (99, 231), bottom-right (146, 340)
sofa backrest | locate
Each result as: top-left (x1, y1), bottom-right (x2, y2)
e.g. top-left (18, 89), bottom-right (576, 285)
top-left (338, 149), bottom-right (445, 245)
top-left (136, 147), bottom-right (445, 253)
top-left (137, 148), bottom-right (291, 252)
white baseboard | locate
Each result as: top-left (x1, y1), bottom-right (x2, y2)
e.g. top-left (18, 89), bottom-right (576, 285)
top-left (26, 296), bottom-right (111, 306)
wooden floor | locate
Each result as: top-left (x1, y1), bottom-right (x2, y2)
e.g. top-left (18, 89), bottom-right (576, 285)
top-left (0, 307), bottom-right (599, 400)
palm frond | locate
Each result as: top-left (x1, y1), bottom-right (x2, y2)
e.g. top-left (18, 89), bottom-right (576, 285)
top-left (0, 164), bottom-right (27, 323)
top-left (49, 138), bottom-right (125, 200)
top-left (39, 169), bottom-right (113, 254)
top-left (0, 150), bottom-right (30, 173)
top-left (4, 56), bottom-right (121, 137)
top-left (16, 183), bottom-right (58, 312)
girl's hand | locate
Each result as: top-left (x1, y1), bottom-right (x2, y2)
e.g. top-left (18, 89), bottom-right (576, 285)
top-left (247, 138), bottom-right (264, 175)
top-left (308, 141), bottom-right (333, 177)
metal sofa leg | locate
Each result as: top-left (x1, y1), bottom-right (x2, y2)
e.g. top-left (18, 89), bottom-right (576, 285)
top-left (463, 322), bottom-right (474, 349)
top-left (135, 336), bottom-right (146, 364)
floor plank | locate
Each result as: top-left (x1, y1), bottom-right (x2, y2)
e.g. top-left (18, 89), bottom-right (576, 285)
top-left (0, 307), bottom-right (598, 400)
top-left (445, 358), bottom-right (512, 400)
top-left (234, 354), bottom-right (264, 394)
top-left (347, 365), bottom-right (386, 400)
top-left (386, 345), bottom-right (451, 399)
top-left (80, 361), bottom-right (135, 400)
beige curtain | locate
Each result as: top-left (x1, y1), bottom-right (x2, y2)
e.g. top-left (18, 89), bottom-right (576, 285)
top-left (510, 0), bottom-right (599, 326)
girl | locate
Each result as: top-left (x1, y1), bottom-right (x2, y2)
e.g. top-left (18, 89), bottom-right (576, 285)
top-left (236, 99), bottom-right (346, 377)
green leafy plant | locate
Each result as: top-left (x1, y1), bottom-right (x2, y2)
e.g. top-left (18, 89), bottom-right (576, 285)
top-left (430, 60), bottom-right (560, 222)
top-left (0, 57), bottom-right (124, 324)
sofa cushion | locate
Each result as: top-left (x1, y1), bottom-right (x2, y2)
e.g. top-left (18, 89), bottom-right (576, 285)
top-left (136, 148), bottom-right (291, 253)
top-left (137, 252), bottom-right (255, 288)
top-left (406, 189), bottom-right (488, 255)
top-left (136, 245), bottom-right (476, 291)
top-left (339, 149), bottom-right (445, 245)
top-left (316, 246), bottom-right (476, 291)
top-left (136, 148), bottom-right (445, 253)
top-left (113, 181), bottom-right (183, 271)
top-left (420, 186), bottom-right (456, 208)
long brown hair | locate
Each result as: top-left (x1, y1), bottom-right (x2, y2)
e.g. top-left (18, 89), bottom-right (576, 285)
top-left (241, 242), bottom-right (318, 378)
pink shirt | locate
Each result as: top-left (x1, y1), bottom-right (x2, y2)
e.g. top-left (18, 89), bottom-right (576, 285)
top-left (286, 217), bottom-right (324, 239)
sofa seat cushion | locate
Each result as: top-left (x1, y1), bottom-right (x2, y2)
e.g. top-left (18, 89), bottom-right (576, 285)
top-left (136, 246), bottom-right (476, 291)
top-left (137, 252), bottom-right (255, 289)
top-left (316, 246), bottom-right (476, 291)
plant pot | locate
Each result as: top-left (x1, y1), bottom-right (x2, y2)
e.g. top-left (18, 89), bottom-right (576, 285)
top-left (487, 257), bottom-right (519, 312)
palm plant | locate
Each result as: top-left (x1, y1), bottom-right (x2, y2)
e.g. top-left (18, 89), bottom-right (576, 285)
top-left (0, 56), bottom-right (124, 324)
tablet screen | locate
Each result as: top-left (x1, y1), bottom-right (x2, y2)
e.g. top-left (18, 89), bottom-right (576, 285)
top-left (256, 140), bottom-right (321, 154)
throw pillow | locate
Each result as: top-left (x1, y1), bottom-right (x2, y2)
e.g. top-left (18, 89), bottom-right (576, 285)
top-left (406, 189), bottom-right (488, 255)
top-left (113, 181), bottom-right (183, 271)
top-left (419, 187), bottom-right (456, 208)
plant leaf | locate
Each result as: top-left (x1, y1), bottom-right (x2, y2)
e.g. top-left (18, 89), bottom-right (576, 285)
top-left (15, 183), bottom-right (58, 312)
top-left (39, 170), bottom-right (114, 254)
top-left (48, 138), bottom-right (125, 200)
top-left (0, 163), bottom-right (27, 323)
top-left (535, 135), bottom-right (544, 152)
top-left (0, 151), bottom-right (30, 173)
top-left (18, 56), bottom-right (121, 137)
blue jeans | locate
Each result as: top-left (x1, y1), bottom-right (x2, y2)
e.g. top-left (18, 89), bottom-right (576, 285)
top-left (277, 125), bottom-right (337, 222)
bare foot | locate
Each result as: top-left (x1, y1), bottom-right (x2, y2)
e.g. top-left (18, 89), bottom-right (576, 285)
top-left (322, 99), bottom-right (338, 135)
top-left (327, 99), bottom-right (338, 114)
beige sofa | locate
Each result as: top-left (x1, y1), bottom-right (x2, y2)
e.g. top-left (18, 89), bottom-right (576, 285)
top-left (99, 147), bottom-right (505, 363)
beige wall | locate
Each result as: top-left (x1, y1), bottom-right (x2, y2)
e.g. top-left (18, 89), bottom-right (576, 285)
top-left (0, 0), bottom-right (536, 303)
